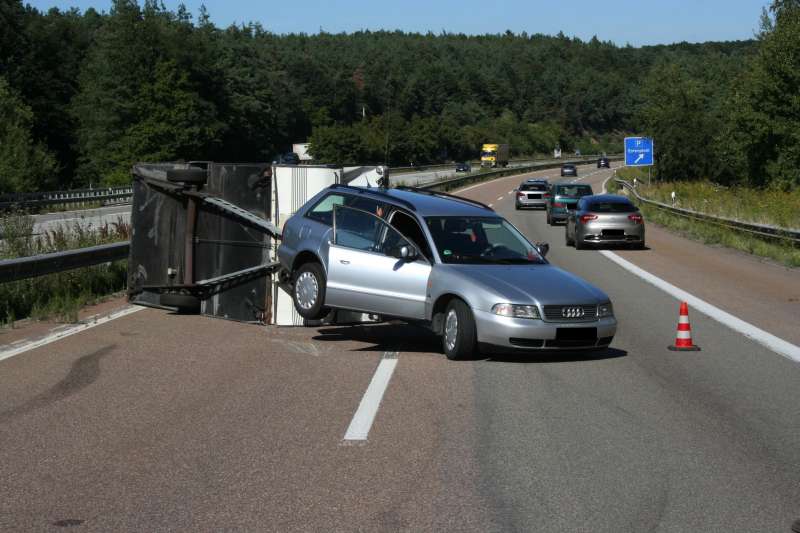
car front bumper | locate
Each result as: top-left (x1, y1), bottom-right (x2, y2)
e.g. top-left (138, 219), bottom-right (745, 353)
top-left (473, 309), bottom-right (617, 350)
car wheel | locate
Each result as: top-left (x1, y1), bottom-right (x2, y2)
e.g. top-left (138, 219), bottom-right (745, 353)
top-left (575, 238), bottom-right (585, 250)
top-left (546, 213), bottom-right (552, 225)
top-left (637, 239), bottom-right (646, 250)
top-left (565, 229), bottom-right (574, 246)
top-left (160, 293), bottom-right (201, 313)
top-left (442, 299), bottom-right (476, 360)
top-left (292, 262), bottom-right (329, 320)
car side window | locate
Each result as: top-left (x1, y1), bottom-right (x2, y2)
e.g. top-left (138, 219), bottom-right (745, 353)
top-left (306, 193), bottom-right (349, 226)
top-left (333, 205), bottom-right (410, 255)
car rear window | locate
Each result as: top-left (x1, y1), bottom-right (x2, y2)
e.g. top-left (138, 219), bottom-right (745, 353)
top-left (520, 183), bottom-right (546, 191)
top-left (588, 201), bottom-right (637, 213)
top-left (555, 185), bottom-right (592, 197)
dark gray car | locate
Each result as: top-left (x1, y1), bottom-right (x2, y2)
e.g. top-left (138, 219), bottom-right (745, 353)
top-left (566, 194), bottom-right (646, 249)
top-left (278, 185), bottom-right (617, 359)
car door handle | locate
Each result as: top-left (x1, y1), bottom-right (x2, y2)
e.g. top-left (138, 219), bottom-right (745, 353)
top-left (339, 260), bottom-right (350, 265)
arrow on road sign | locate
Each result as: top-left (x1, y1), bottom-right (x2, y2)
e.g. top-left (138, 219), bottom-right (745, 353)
top-left (634, 153), bottom-right (644, 164)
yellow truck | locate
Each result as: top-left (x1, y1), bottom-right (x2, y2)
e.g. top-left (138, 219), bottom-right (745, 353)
top-left (480, 143), bottom-right (510, 168)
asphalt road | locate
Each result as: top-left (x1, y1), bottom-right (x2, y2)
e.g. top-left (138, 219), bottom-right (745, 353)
top-left (30, 204), bottom-right (131, 237)
top-left (1, 162), bottom-right (799, 532)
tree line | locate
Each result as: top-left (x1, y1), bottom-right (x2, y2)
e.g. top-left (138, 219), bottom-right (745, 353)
top-left (0, 0), bottom-right (796, 192)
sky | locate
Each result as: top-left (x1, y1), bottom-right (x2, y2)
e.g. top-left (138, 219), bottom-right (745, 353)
top-left (26, 0), bottom-right (770, 47)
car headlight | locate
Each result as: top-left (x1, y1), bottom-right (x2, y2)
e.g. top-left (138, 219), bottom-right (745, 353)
top-left (492, 303), bottom-right (541, 319)
top-left (597, 302), bottom-right (614, 317)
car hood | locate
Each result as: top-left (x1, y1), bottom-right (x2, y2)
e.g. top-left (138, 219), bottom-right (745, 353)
top-left (448, 264), bottom-right (608, 307)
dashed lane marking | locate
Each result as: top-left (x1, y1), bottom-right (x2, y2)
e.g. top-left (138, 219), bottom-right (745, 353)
top-left (0, 306), bottom-right (144, 363)
top-left (343, 351), bottom-right (399, 441)
top-left (497, 196), bottom-right (504, 201)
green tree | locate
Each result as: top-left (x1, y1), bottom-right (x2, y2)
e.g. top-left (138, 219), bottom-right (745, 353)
top-left (0, 77), bottom-right (57, 192)
top-left (637, 63), bottom-right (713, 181)
top-left (723, 1), bottom-right (800, 188)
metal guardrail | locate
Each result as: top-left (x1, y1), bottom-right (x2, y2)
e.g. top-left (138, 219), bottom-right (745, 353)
top-left (0, 186), bottom-right (133, 211)
top-left (0, 241), bottom-right (129, 283)
top-left (425, 156), bottom-right (624, 193)
top-left (615, 178), bottom-right (800, 245)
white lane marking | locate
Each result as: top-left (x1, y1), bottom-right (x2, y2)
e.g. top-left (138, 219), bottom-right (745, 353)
top-left (488, 203), bottom-right (494, 208)
top-left (497, 196), bottom-right (504, 201)
top-left (601, 175), bottom-right (613, 193)
top-left (0, 306), bottom-right (144, 363)
top-left (343, 351), bottom-right (399, 441)
top-left (508, 190), bottom-right (514, 194)
top-left (599, 251), bottom-right (800, 363)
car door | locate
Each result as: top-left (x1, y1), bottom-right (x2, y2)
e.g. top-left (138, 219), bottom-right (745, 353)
top-left (325, 205), bottom-right (432, 319)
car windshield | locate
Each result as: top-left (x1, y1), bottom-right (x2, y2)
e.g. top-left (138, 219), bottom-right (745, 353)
top-left (520, 183), bottom-right (546, 191)
top-left (481, 150), bottom-right (497, 157)
top-left (588, 201), bottom-right (637, 213)
top-left (425, 216), bottom-right (545, 265)
top-left (555, 185), bottom-right (592, 197)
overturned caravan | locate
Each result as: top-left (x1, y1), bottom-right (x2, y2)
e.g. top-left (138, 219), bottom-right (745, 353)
top-left (127, 162), bottom-right (387, 325)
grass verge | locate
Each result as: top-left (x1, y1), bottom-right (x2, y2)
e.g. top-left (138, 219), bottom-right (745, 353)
top-left (613, 168), bottom-right (800, 267)
top-left (0, 210), bottom-right (130, 327)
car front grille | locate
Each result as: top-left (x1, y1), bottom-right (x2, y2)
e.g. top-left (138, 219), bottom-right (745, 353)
top-left (542, 304), bottom-right (598, 322)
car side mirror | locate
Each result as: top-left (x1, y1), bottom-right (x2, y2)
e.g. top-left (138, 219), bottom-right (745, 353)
top-left (392, 244), bottom-right (418, 261)
top-left (535, 242), bottom-right (549, 257)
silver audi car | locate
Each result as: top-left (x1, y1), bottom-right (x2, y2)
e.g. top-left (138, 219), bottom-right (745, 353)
top-left (515, 178), bottom-right (549, 209)
top-left (278, 185), bottom-right (617, 359)
top-left (565, 194), bottom-right (646, 249)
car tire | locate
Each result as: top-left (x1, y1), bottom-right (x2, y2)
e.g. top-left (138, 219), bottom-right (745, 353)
top-left (637, 240), bottom-right (646, 250)
top-left (160, 293), bottom-right (201, 313)
top-left (575, 238), bottom-right (585, 250)
top-left (565, 229), bottom-right (574, 247)
top-left (546, 213), bottom-right (552, 225)
top-left (442, 299), bottom-right (477, 361)
top-left (292, 262), bottom-right (329, 320)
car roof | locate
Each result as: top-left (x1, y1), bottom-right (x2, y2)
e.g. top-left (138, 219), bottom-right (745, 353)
top-left (333, 185), bottom-right (498, 217)
top-left (524, 178), bottom-right (548, 183)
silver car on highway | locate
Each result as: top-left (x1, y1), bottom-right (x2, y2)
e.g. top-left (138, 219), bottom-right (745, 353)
top-left (278, 185), bottom-right (617, 359)
top-left (566, 194), bottom-right (645, 249)
top-left (515, 178), bottom-right (549, 209)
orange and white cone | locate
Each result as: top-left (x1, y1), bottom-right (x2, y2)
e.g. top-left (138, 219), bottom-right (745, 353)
top-left (668, 301), bottom-right (701, 351)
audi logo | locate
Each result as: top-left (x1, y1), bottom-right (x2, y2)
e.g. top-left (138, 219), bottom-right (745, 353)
top-left (561, 306), bottom-right (585, 318)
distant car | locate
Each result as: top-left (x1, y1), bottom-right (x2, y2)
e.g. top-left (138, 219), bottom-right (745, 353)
top-left (277, 184), bottom-right (616, 359)
top-left (565, 194), bottom-right (645, 250)
top-left (546, 183), bottom-right (593, 225)
top-left (560, 164), bottom-right (577, 177)
top-left (515, 179), bottom-right (550, 210)
top-left (597, 157), bottom-right (610, 168)
top-left (455, 162), bottom-right (472, 173)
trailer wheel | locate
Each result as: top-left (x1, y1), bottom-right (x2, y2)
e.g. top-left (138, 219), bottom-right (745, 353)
top-left (166, 168), bottom-right (207, 186)
top-left (292, 262), bottom-right (329, 320)
top-left (160, 293), bottom-right (201, 313)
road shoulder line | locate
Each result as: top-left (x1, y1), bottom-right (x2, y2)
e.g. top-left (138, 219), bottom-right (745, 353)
top-left (343, 351), bottom-right (399, 442)
top-left (599, 250), bottom-right (800, 362)
top-left (0, 306), bottom-right (144, 363)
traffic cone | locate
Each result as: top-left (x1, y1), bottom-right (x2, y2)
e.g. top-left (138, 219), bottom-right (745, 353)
top-left (668, 301), bottom-right (701, 351)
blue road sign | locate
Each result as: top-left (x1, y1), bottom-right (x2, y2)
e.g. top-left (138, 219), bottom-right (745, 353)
top-left (624, 137), bottom-right (654, 167)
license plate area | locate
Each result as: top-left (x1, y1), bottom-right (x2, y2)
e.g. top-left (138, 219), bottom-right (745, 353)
top-left (602, 229), bottom-right (624, 236)
top-left (556, 327), bottom-right (597, 341)
top-left (528, 194), bottom-right (542, 199)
